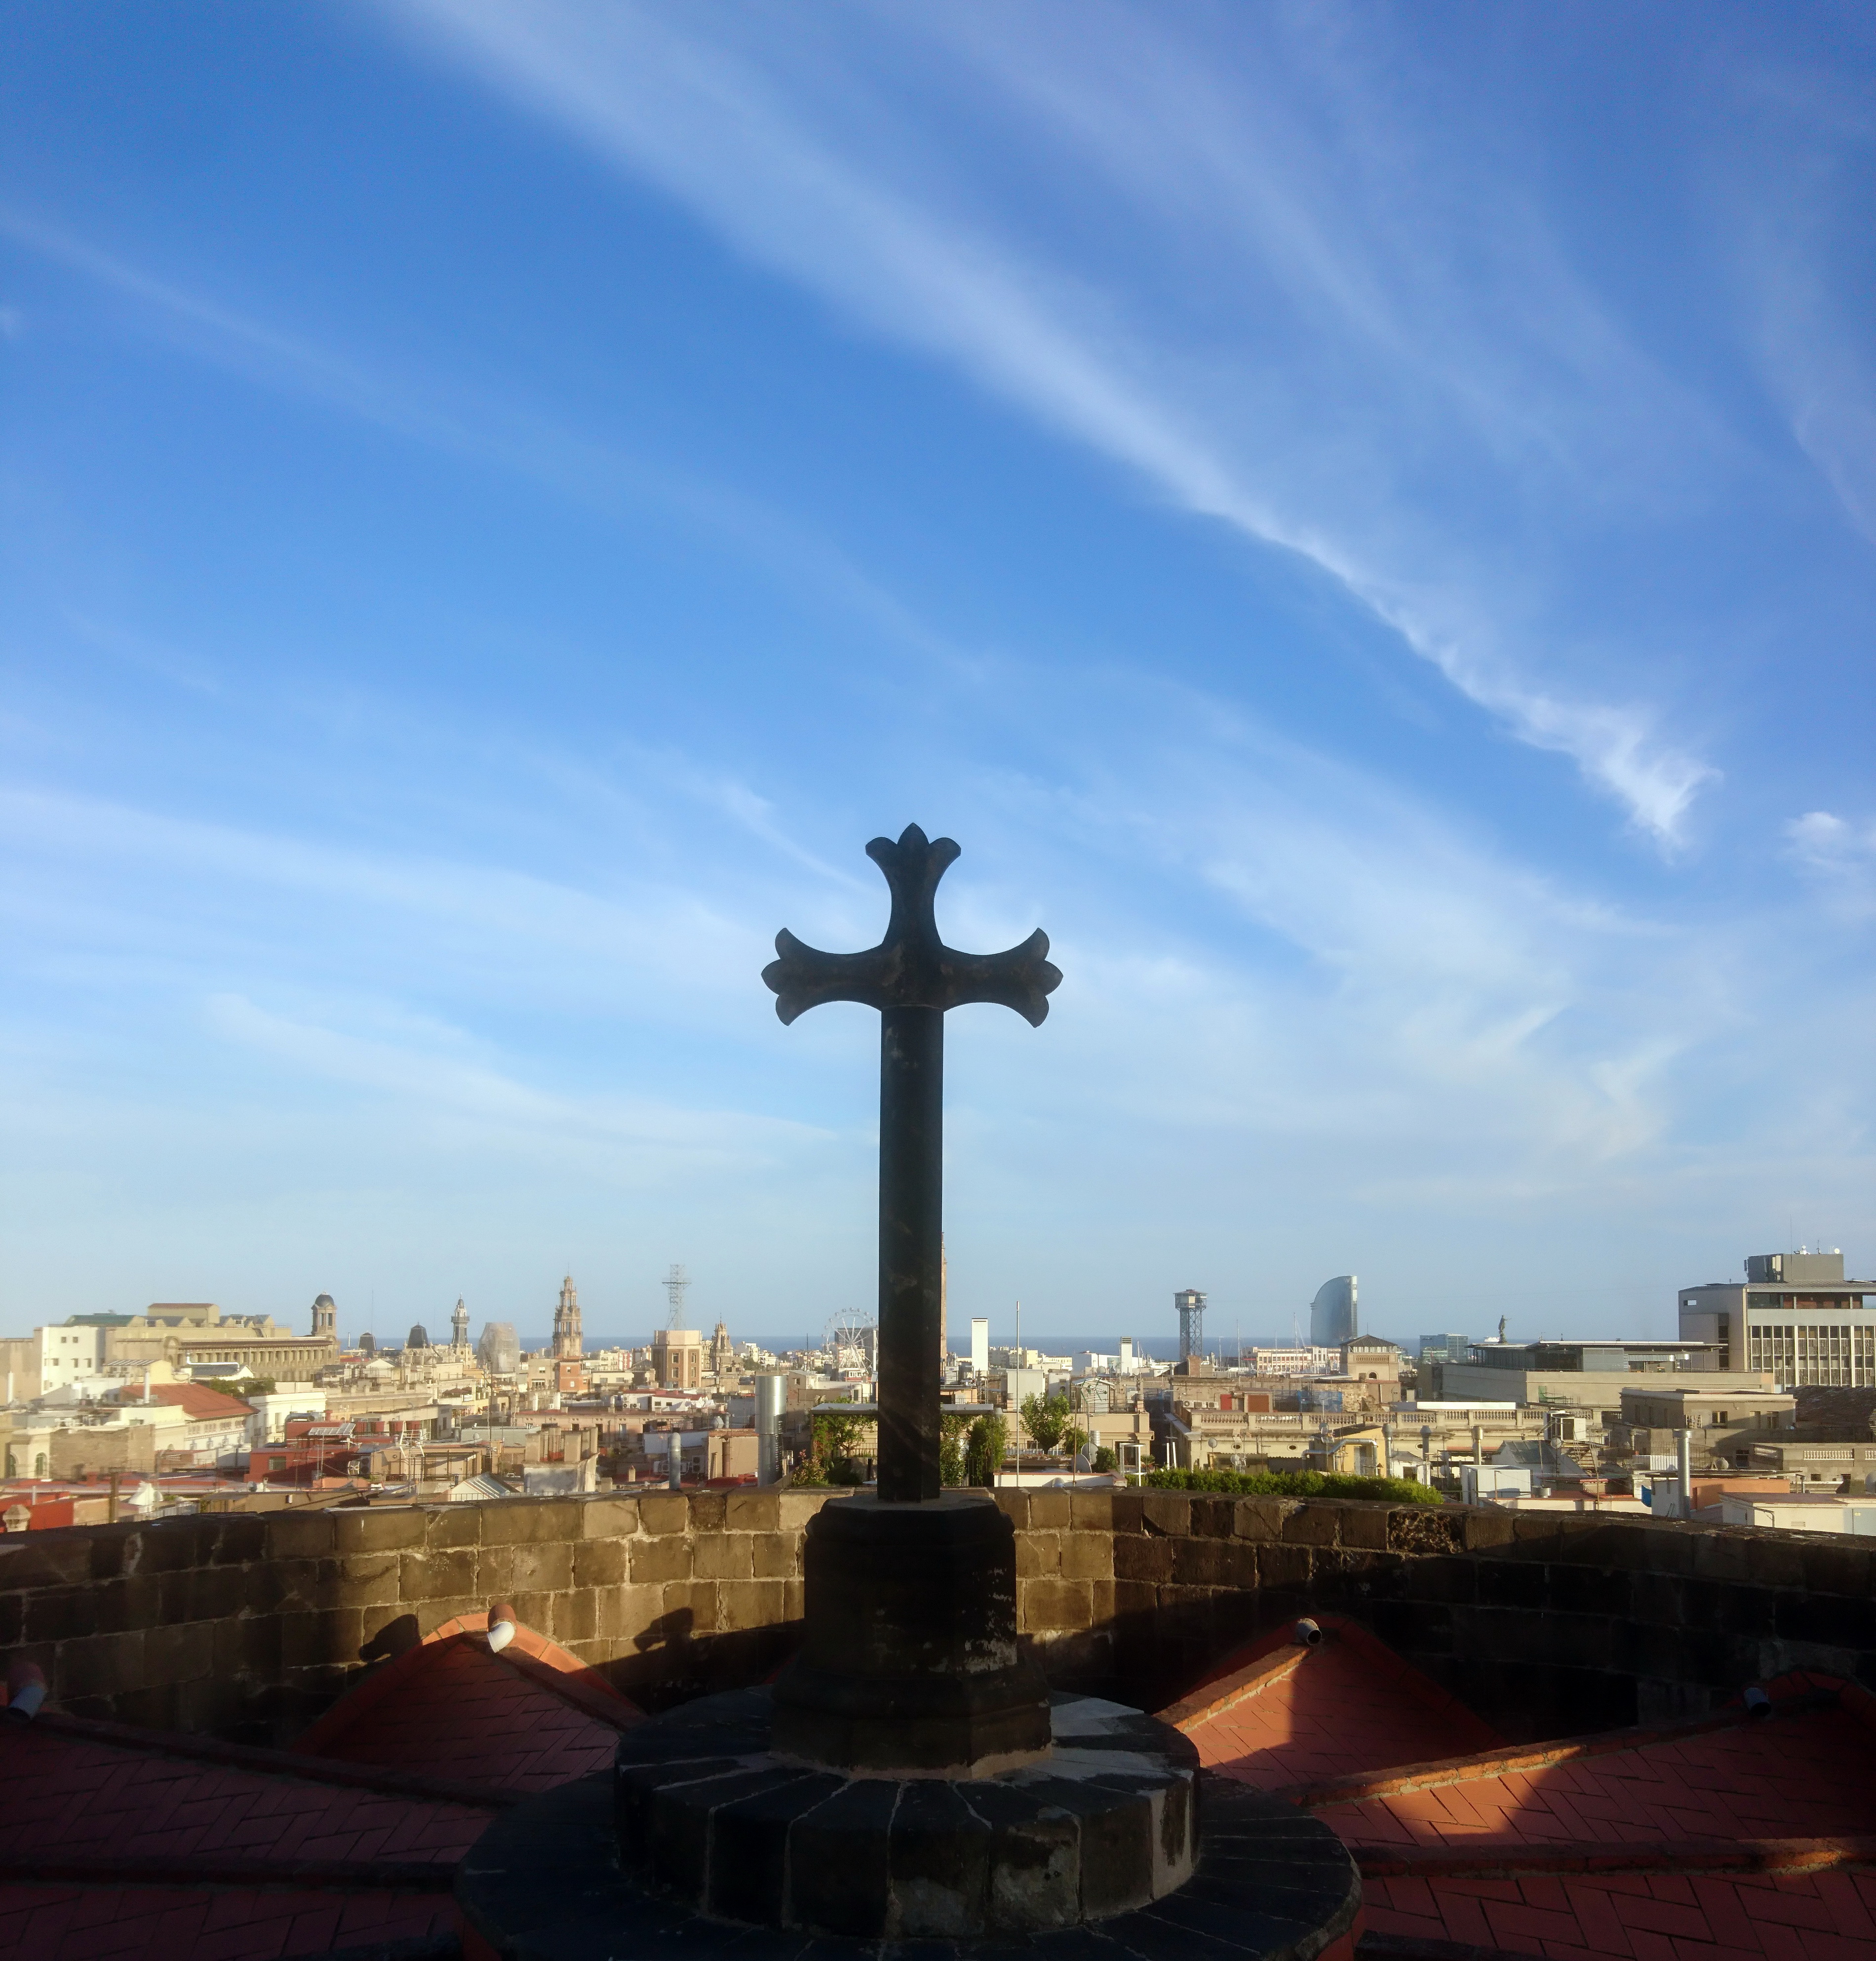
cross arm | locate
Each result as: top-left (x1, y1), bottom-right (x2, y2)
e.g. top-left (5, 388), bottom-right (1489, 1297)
top-left (932, 930), bottom-right (1060, 1026)
top-left (763, 823), bottom-right (1062, 1024)
top-left (762, 932), bottom-right (898, 1025)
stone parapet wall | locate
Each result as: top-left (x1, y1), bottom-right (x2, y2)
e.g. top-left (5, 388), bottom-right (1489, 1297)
top-left (1004, 1489), bottom-right (1876, 1737)
top-left (0, 1488), bottom-right (831, 1744)
top-left (0, 1487), bottom-right (1870, 1748)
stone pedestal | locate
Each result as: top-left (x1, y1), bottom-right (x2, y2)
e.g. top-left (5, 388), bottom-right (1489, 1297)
top-left (456, 1690), bottom-right (1363, 1960)
top-left (618, 1688), bottom-right (1195, 1936)
top-left (770, 1491), bottom-right (1052, 1773)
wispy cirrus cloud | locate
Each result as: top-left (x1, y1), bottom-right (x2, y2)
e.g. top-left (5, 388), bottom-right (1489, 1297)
top-left (0, 207), bottom-right (962, 672)
top-left (386, 0), bottom-right (1723, 845)
top-left (1787, 809), bottom-right (1876, 920)
top-left (206, 993), bottom-right (824, 1175)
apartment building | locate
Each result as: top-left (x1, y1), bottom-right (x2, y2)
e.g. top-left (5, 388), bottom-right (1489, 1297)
top-left (1614, 1385), bottom-right (1796, 1469)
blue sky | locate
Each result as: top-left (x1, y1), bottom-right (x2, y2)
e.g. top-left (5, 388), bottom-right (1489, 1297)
top-left (2, 2), bottom-right (1873, 1349)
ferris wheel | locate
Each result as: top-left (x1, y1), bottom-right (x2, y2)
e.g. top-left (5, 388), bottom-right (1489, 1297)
top-left (823, 1313), bottom-right (877, 1376)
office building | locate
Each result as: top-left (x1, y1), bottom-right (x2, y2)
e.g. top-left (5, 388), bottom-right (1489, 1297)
top-left (1678, 1250), bottom-right (1875, 1386)
top-left (1424, 1336), bottom-right (1754, 1414)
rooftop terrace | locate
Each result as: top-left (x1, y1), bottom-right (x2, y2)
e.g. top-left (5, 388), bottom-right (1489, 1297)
top-left (0, 1488), bottom-right (1872, 1959)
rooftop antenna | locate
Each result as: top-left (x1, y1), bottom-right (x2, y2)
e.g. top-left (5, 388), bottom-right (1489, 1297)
top-left (663, 1263), bottom-right (692, 1331)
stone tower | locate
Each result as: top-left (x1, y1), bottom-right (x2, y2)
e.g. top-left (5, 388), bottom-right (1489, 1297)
top-left (551, 1275), bottom-right (583, 1359)
top-left (451, 1297), bottom-right (470, 1350)
top-left (311, 1293), bottom-right (337, 1339)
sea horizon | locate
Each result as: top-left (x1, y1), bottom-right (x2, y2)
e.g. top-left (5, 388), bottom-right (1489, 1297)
top-left (458, 1330), bottom-right (1377, 1362)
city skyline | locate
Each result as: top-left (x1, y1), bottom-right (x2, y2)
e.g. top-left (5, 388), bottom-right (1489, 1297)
top-left (3, 5), bottom-right (1872, 1335)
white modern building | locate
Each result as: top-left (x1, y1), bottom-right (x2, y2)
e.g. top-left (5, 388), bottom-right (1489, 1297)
top-left (1309, 1276), bottom-right (1357, 1347)
top-left (1245, 1345), bottom-right (1344, 1376)
top-left (1679, 1250), bottom-right (1876, 1387)
top-left (0, 1324), bottom-right (107, 1401)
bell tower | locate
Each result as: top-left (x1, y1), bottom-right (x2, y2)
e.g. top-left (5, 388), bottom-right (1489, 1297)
top-left (311, 1293), bottom-right (337, 1340)
top-left (551, 1275), bottom-right (583, 1359)
top-left (452, 1296), bottom-right (470, 1351)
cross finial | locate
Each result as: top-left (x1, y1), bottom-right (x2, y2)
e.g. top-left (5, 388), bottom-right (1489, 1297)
top-left (764, 824), bottom-right (1060, 1025)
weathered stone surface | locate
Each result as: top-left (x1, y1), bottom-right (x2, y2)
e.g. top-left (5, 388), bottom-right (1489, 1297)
top-left (614, 1689), bottom-right (1199, 1937)
top-left (0, 1485), bottom-right (1859, 1751)
top-left (462, 1717), bottom-right (1354, 1958)
top-left (577, 1496), bottom-right (639, 1539)
top-left (637, 1491), bottom-right (690, 1535)
top-left (628, 1534), bottom-right (690, 1585)
top-left (692, 1531), bottom-right (753, 1581)
top-left (333, 1507), bottom-right (426, 1555)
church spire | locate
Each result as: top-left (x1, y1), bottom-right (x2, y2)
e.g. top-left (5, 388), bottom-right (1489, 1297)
top-left (551, 1274), bottom-right (583, 1359)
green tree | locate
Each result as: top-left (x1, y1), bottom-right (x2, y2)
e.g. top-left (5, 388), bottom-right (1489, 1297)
top-left (808, 1411), bottom-right (867, 1486)
top-left (1141, 1465), bottom-right (1444, 1506)
top-left (1019, 1391), bottom-right (1077, 1454)
top-left (939, 1411), bottom-right (970, 1488)
top-left (1092, 1445), bottom-right (1117, 1474)
top-left (207, 1376), bottom-right (275, 1399)
top-left (964, 1413), bottom-right (1007, 1488)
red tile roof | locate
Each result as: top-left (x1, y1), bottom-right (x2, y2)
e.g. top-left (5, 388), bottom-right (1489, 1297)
top-left (294, 1612), bottom-right (639, 1795)
top-left (1311, 1681), bottom-right (1876, 1852)
top-left (1174, 1641), bottom-right (1876, 1960)
top-left (1170, 1612), bottom-right (1500, 1788)
top-left (0, 1610), bottom-right (640, 1961)
top-left (0, 1882), bottom-right (457, 1961)
top-left (114, 1384), bottom-right (253, 1421)
top-left (0, 1723), bottom-right (495, 1870)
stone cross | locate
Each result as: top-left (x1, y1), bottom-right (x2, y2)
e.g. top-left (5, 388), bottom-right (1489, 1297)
top-left (765, 825), bottom-right (1060, 1501)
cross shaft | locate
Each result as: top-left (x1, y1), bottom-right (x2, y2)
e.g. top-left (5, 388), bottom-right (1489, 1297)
top-left (765, 825), bottom-right (1060, 1500)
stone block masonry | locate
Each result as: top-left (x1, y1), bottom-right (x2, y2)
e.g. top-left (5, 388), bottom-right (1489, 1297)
top-left (0, 1487), bottom-right (1870, 1748)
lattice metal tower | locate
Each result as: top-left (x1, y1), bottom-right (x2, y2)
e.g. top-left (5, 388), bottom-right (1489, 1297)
top-left (663, 1263), bottom-right (692, 1330)
top-left (1173, 1288), bottom-right (1207, 1364)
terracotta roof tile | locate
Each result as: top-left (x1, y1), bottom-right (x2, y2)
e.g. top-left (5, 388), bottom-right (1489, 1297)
top-left (1175, 1629), bottom-right (1876, 1961)
top-left (0, 1884), bottom-right (454, 1961)
top-left (292, 1614), bottom-right (637, 1796)
top-left (0, 1726), bottom-right (491, 1872)
top-left (1173, 1613), bottom-right (1498, 1789)
top-left (1316, 1704), bottom-right (1876, 1856)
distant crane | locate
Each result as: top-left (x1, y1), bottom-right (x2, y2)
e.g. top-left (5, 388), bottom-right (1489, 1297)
top-left (663, 1263), bottom-right (692, 1330)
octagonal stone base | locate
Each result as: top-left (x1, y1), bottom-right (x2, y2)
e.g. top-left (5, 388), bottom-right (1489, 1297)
top-left (457, 1688), bottom-right (1362, 1961)
top-left (619, 1689), bottom-right (1195, 1936)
